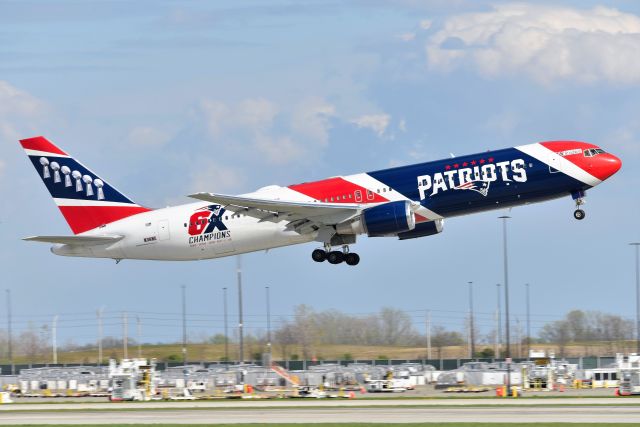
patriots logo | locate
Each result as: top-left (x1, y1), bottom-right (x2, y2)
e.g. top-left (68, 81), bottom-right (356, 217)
top-left (454, 180), bottom-right (490, 197)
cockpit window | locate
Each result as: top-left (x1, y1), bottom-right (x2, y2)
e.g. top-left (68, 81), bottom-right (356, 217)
top-left (583, 148), bottom-right (605, 157)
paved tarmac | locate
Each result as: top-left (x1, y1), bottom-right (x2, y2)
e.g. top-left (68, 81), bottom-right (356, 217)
top-left (1, 405), bottom-right (640, 424)
top-left (1, 398), bottom-right (640, 424)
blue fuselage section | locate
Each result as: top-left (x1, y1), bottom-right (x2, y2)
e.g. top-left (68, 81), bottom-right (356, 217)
top-left (368, 147), bottom-right (588, 218)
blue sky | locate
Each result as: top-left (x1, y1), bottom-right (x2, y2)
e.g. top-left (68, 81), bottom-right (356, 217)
top-left (1, 0), bottom-right (639, 350)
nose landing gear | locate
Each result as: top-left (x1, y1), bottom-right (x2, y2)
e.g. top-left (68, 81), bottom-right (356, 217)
top-left (571, 190), bottom-right (586, 220)
top-left (311, 245), bottom-right (360, 266)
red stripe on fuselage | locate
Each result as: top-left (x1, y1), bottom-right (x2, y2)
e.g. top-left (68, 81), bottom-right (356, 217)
top-left (20, 136), bottom-right (68, 156)
top-left (58, 205), bottom-right (151, 234)
top-left (289, 177), bottom-right (389, 203)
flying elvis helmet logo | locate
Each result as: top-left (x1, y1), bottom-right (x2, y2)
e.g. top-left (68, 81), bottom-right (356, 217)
top-left (417, 158), bottom-right (528, 200)
top-left (188, 205), bottom-right (231, 243)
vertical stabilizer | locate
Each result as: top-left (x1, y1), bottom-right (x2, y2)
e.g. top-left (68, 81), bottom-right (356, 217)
top-left (20, 136), bottom-right (151, 234)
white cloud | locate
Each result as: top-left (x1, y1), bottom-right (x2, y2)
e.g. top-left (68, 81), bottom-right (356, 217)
top-left (188, 161), bottom-right (247, 194)
top-left (198, 97), bottom-right (335, 165)
top-left (419, 19), bottom-right (432, 30)
top-left (397, 32), bottom-right (416, 42)
top-left (290, 97), bottom-right (335, 147)
top-left (425, 4), bottom-right (640, 84)
top-left (350, 114), bottom-right (391, 137)
top-left (0, 80), bottom-right (48, 142)
top-left (127, 126), bottom-right (172, 146)
top-left (398, 119), bottom-right (407, 133)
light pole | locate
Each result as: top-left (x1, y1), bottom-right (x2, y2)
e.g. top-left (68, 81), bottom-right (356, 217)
top-left (525, 283), bottom-right (531, 359)
top-left (496, 284), bottom-right (502, 359)
top-left (426, 309), bottom-right (432, 360)
top-left (468, 281), bottom-right (475, 359)
top-left (6, 289), bottom-right (13, 374)
top-left (631, 243), bottom-right (640, 354)
top-left (137, 315), bottom-right (142, 358)
top-left (97, 307), bottom-right (104, 365)
top-left (237, 256), bottom-right (244, 364)
top-left (123, 311), bottom-right (128, 359)
top-left (499, 215), bottom-right (512, 394)
top-left (52, 315), bottom-right (58, 364)
top-left (223, 287), bottom-right (229, 362)
top-left (181, 285), bottom-right (187, 368)
top-left (266, 286), bottom-right (271, 356)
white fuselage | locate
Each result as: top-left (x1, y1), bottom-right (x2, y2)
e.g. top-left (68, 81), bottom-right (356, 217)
top-left (53, 200), bottom-right (315, 261)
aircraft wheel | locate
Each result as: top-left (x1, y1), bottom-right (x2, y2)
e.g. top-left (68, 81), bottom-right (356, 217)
top-left (345, 253), bottom-right (360, 266)
top-left (327, 251), bottom-right (344, 264)
top-left (312, 249), bottom-right (327, 262)
top-left (573, 209), bottom-right (586, 220)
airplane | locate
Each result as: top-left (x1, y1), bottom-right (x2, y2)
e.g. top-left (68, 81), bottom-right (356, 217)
top-left (19, 136), bottom-right (621, 266)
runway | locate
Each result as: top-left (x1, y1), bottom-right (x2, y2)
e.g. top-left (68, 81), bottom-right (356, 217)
top-left (2, 398), bottom-right (640, 424)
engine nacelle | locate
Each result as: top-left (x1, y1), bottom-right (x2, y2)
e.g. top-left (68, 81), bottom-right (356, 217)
top-left (336, 201), bottom-right (416, 237)
top-left (397, 219), bottom-right (444, 240)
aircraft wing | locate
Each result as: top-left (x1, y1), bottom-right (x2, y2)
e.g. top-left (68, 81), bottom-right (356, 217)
top-left (23, 235), bottom-right (124, 245)
top-left (189, 192), bottom-right (363, 235)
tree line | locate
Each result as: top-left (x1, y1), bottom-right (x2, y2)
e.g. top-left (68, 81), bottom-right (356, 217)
top-left (0, 307), bottom-right (634, 363)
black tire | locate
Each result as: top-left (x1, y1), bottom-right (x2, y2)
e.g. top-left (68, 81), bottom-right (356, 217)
top-left (574, 209), bottom-right (586, 220)
top-left (311, 249), bottom-right (327, 262)
top-left (345, 253), bottom-right (360, 266)
top-left (327, 251), bottom-right (344, 264)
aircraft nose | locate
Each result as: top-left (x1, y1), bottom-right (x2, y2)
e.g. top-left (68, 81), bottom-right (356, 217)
top-left (591, 153), bottom-right (622, 181)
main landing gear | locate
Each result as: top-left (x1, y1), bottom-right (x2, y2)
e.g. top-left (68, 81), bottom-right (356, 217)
top-left (572, 190), bottom-right (586, 221)
top-left (312, 245), bottom-right (360, 266)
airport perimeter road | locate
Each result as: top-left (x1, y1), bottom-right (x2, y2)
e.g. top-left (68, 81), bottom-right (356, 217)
top-left (1, 405), bottom-right (640, 424)
top-left (2, 399), bottom-right (640, 424)
top-left (2, 397), bottom-right (640, 410)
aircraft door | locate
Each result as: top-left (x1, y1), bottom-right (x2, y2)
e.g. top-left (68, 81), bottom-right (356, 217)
top-left (158, 219), bottom-right (170, 241)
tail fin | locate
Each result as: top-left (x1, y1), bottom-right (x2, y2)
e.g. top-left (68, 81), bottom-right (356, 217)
top-left (20, 136), bottom-right (151, 234)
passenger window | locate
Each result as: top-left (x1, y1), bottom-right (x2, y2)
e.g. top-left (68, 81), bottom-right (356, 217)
top-left (184, 223), bottom-right (187, 227)
top-left (382, 188), bottom-right (386, 192)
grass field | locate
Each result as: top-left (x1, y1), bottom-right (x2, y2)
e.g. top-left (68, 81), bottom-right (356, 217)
top-left (0, 424), bottom-right (636, 427)
top-left (0, 343), bottom-right (452, 365)
top-left (1, 341), bottom-right (635, 365)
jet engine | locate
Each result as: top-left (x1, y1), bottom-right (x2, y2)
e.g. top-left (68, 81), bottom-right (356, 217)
top-left (336, 200), bottom-right (416, 237)
top-left (397, 219), bottom-right (443, 240)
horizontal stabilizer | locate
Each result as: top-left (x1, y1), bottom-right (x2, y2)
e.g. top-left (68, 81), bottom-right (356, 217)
top-left (23, 235), bottom-right (124, 245)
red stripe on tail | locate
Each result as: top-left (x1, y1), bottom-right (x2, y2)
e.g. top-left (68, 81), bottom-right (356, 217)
top-left (20, 136), bottom-right (68, 156)
top-left (58, 205), bottom-right (151, 234)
